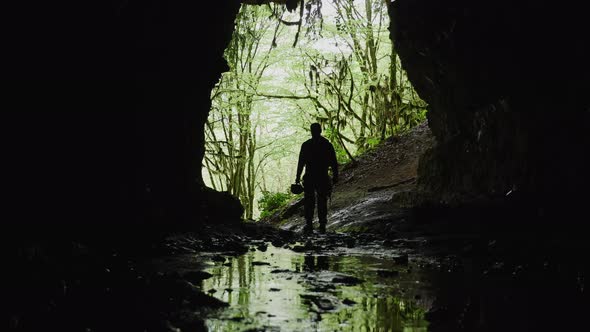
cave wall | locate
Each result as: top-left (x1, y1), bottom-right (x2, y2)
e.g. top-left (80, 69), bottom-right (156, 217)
top-left (389, 0), bottom-right (590, 209)
top-left (3, 1), bottom-right (244, 239)
top-left (7, 0), bottom-right (590, 241)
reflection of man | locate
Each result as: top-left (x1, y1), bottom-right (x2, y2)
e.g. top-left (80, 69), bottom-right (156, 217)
top-left (296, 123), bottom-right (339, 234)
top-left (303, 255), bottom-right (330, 271)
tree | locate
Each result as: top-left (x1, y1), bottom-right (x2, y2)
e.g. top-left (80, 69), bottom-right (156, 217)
top-left (204, 4), bottom-right (281, 219)
top-left (303, 0), bottom-right (427, 154)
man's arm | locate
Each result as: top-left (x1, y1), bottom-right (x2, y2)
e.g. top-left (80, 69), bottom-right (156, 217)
top-left (296, 143), bottom-right (305, 183)
top-left (330, 143), bottom-right (338, 183)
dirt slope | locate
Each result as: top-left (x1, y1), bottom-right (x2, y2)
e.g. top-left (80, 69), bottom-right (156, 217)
top-left (333, 121), bottom-right (434, 209)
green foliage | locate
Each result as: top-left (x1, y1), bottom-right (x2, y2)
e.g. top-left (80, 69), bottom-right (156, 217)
top-left (293, 0), bottom-right (428, 157)
top-left (257, 191), bottom-right (295, 220)
top-left (366, 137), bottom-right (380, 149)
top-left (334, 146), bottom-right (350, 164)
top-left (204, 4), bottom-right (279, 219)
top-left (338, 224), bottom-right (370, 233)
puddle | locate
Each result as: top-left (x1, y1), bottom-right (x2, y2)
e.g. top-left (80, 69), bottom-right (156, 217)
top-left (202, 244), bottom-right (432, 331)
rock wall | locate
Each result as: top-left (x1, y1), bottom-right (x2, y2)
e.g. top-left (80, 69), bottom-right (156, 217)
top-left (3, 1), bottom-right (243, 239)
top-left (389, 0), bottom-right (590, 209)
top-left (6, 0), bottom-right (590, 241)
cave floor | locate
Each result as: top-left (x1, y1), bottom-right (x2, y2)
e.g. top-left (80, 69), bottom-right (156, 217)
top-left (8, 219), bottom-right (587, 332)
top-left (196, 227), bottom-right (586, 332)
top-left (201, 239), bottom-right (430, 331)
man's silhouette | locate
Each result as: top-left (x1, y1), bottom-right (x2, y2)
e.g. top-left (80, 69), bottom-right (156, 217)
top-left (303, 255), bottom-right (330, 271)
top-left (296, 123), bottom-right (338, 233)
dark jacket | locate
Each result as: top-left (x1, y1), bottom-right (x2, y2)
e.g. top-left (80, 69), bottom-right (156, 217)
top-left (296, 136), bottom-right (338, 181)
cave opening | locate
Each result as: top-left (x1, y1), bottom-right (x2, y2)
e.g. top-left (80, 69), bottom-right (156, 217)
top-left (202, 0), bottom-right (428, 220)
top-left (5, 0), bottom-right (589, 331)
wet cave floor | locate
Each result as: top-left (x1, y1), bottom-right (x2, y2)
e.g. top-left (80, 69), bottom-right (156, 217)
top-left (202, 240), bottom-right (430, 331)
top-left (9, 219), bottom-right (587, 332)
top-left (153, 226), bottom-right (586, 332)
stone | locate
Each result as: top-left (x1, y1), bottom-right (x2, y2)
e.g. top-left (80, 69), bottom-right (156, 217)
top-left (332, 275), bottom-right (364, 285)
top-left (257, 243), bottom-right (268, 252)
top-left (270, 269), bottom-right (291, 273)
top-left (211, 255), bottom-right (226, 263)
top-left (300, 294), bottom-right (335, 311)
top-left (394, 254), bottom-right (409, 265)
top-left (182, 271), bottom-right (213, 281)
top-left (376, 269), bottom-right (400, 278)
top-left (342, 298), bottom-right (357, 306)
top-left (252, 261), bottom-right (271, 266)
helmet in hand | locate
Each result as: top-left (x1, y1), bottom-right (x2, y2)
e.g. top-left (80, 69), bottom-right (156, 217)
top-left (290, 183), bottom-right (304, 194)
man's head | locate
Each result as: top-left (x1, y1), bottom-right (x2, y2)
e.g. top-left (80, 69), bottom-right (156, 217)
top-left (310, 123), bottom-right (322, 138)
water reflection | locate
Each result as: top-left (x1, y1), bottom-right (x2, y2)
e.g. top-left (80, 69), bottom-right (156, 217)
top-left (303, 255), bottom-right (330, 272)
top-left (203, 245), bottom-right (430, 331)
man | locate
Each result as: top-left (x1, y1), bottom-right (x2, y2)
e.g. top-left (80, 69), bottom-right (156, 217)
top-left (296, 123), bottom-right (339, 234)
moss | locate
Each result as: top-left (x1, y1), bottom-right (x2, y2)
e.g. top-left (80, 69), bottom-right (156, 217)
top-left (337, 225), bottom-right (370, 234)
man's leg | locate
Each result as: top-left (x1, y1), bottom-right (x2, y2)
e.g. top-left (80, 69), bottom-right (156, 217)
top-left (303, 183), bottom-right (315, 232)
top-left (317, 187), bottom-right (328, 233)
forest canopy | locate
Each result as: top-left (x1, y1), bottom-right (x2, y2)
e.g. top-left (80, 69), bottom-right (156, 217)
top-left (202, 0), bottom-right (427, 219)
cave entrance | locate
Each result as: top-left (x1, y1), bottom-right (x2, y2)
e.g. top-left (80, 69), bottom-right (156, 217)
top-left (202, 0), bottom-right (427, 220)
